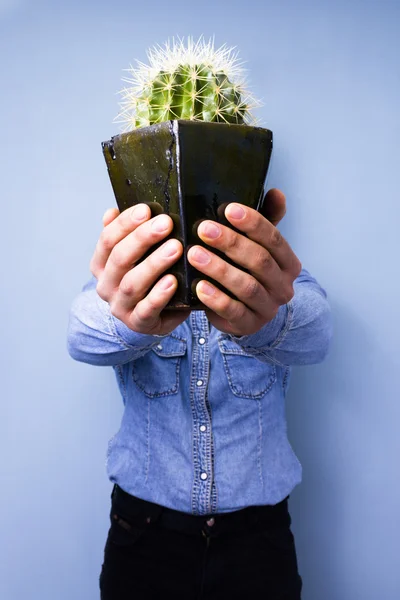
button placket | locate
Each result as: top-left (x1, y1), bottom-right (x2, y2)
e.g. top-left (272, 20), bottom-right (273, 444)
top-left (191, 311), bottom-right (213, 515)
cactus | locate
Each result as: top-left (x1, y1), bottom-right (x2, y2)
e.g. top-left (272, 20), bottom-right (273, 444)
top-left (115, 37), bottom-right (260, 132)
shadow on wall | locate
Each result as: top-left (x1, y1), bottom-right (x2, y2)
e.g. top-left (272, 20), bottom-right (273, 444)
top-left (285, 298), bottom-right (377, 600)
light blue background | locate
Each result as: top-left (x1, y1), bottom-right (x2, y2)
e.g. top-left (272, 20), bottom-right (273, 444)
top-left (1, 0), bottom-right (399, 598)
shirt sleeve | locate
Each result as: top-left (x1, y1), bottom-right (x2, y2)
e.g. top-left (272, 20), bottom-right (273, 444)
top-left (229, 268), bottom-right (333, 366)
top-left (66, 275), bottom-right (166, 366)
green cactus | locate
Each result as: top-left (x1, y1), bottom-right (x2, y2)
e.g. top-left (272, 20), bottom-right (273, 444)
top-left (116, 37), bottom-right (259, 131)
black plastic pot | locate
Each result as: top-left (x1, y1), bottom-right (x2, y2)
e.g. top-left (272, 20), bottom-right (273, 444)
top-left (102, 120), bottom-right (273, 309)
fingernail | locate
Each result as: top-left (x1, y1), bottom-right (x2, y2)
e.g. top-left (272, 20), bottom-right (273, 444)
top-left (131, 204), bottom-right (148, 221)
top-left (199, 281), bottom-right (215, 296)
top-left (152, 214), bottom-right (170, 232)
top-left (160, 276), bottom-right (174, 290)
top-left (192, 248), bottom-right (211, 264)
top-left (202, 222), bottom-right (221, 239)
top-left (226, 203), bottom-right (245, 219)
top-left (162, 241), bottom-right (178, 257)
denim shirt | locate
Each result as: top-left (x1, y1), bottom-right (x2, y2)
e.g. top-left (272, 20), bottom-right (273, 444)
top-left (67, 268), bottom-right (332, 515)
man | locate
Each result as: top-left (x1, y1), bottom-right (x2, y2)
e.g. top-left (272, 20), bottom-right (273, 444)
top-left (67, 188), bottom-right (332, 600)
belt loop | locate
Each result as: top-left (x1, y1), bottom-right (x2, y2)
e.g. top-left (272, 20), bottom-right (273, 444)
top-left (149, 503), bottom-right (163, 524)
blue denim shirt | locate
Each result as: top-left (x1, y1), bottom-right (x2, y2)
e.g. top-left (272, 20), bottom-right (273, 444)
top-left (67, 268), bottom-right (332, 515)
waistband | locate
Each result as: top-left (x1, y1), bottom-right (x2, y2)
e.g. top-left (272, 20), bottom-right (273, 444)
top-left (110, 484), bottom-right (290, 538)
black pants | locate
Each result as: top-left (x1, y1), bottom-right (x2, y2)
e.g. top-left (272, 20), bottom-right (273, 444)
top-left (99, 485), bottom-right (303, 600)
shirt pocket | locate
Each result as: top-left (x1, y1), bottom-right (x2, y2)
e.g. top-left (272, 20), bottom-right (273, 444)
top-left (132, 335), bottom-right (187, 398)
top-left (218, 336), bottom-right (276, 399)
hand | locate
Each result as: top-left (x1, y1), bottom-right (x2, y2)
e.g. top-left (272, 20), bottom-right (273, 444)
top-left (90, 205), bottom-right (190, 336)
top-left (187, 189), bottom-right (302, 336)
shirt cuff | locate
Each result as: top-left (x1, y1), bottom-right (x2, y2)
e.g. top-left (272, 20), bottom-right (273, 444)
top-left (229, 302), bottom-right (292, 350)
top-left (111, 315), bottom-right (167, 348)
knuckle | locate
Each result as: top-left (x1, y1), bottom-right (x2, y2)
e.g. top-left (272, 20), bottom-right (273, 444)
top-left (294, 258), bottom-right (302, 278)
top-left (225, 231), bottom-right (239, 252)
top-left (134, 302), bottom-right (153, 324)
top-left (246, 214), bottom-right (261, 234)
top-left (218, 260), bottom-right (230, 280)
top-left (99, 230), bottom-right (114, 252)
top-left (146, 293), bottom-right (160, 313)
top-left (269, 228), bottom-right (283, 248)
top-left (231, 301), bottom-right (247, 322)
top-left (110, 246), bottom-right (130, 270)
top-left (142, 255), bottom-right (162, 282)
top-left (279, 283), bottom-right (294, 304)
top-left (96, 280), bottom-right (108, 301)
top-left (108, 299), bottom-right (120, 318)
top-left (286, 285), bottom-right (295, 303)
top-left (243, 277), bottom-right (260, 300)
top-left (219, 295), bottom-right (233, 315)
top-left (217, 294), bottom-right (245, 322)
top-left (256, 248), bottom-right (273, 272)
top-left (132, 220), bottom-right (151, 244)
top-left (119, 276), bottom-right (135, 297)
top-left (152, 242), bottom-right (172, 263)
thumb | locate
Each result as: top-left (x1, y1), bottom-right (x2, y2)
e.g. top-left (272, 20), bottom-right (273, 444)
top-left (260, 188), bottom-right (286, 227)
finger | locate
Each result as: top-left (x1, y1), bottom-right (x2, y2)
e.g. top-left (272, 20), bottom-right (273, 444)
top-left (259, 188), bottom-right (286, 227)
top-left (223, 203), bottom-right (301, 276)
top-left (113, 238), bottom-right (183, 313)
top-left (194, 280), bottom-right (257, 335)
top-left (187, 246), bottom-right (275, 315)
top-left (90, 204), bottom-right (151, 278)
top-left (197, 220), bottom-right (283, 292)
top-left (97, 214), bottom-right (175, 299)
top-left (102, 207), bottom-right (120, 227)
top-left (127, 276), bottom-right (189, 335)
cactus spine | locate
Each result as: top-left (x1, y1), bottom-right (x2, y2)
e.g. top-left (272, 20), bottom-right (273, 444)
top-left (116, 37), bottom-right (259, 132)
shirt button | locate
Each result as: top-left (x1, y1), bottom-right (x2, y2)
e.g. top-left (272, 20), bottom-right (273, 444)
top-left (200, 472), bottom-right (208, 480)
top-left (196, 380), bottom-right (203, 387)
top-left (156, 344), bottom-right (162, 350)
top-left (200, 425), bottom-right (206, 432)
top-left (199, 337), bottom-right (206, 345)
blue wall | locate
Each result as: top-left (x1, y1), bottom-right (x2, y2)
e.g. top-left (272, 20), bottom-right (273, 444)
top-left (1, 1), bottom-right (399, 598)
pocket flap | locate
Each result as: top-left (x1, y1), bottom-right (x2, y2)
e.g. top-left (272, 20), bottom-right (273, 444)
top-left (218, 336), bottom-right (255, 357)
top-left (152, 335), bottom-right (187, 357)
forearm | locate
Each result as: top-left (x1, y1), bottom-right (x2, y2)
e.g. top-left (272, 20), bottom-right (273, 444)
top-left (231, 269), bottom-right (333, 366)
top-left (67, 275), bottom-right (165, 366)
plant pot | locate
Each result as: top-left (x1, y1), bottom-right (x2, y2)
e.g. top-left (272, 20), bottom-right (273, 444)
top-left (102, 119), bottom-right (273, 309)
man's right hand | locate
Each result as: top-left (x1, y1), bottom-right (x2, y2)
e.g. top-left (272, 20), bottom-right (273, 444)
top-left (90, 204), bottom-right (190, 336)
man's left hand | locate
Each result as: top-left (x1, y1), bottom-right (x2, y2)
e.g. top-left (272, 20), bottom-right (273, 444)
top-left (187, 188), bottom-right (302, 336)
